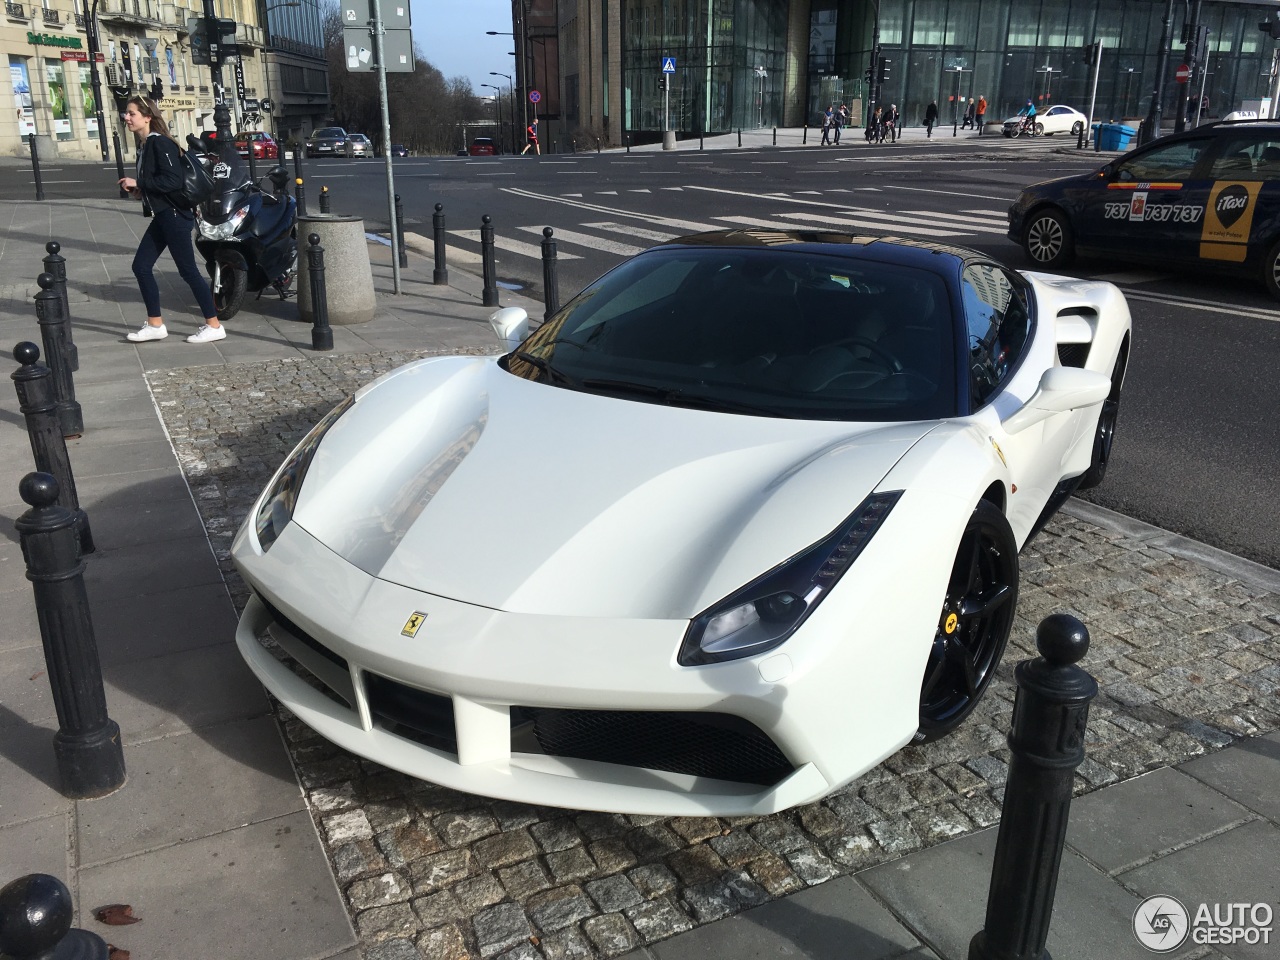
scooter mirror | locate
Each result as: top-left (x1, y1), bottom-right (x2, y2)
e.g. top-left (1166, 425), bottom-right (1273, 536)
top-left (268, 165), bottom-right (290, 188)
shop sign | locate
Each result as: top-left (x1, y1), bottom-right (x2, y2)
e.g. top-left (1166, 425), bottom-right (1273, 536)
top-left (165, 95), bottom-right (199, 109)
top-left (61, 51), bottom-right (89, 62)
top-left (28, 32), bottom-right (84, 49)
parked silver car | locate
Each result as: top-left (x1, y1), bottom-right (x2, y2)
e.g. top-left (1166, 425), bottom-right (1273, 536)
top-left (305, 126), bottom-right (349, 158)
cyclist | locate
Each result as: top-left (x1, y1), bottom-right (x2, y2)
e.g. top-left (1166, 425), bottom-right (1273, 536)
top-left (1016, 99), bottom-right (1038, 135)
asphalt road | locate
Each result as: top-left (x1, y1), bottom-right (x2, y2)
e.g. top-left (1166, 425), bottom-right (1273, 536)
top-left (2, 135), bottom-right (1277, 568)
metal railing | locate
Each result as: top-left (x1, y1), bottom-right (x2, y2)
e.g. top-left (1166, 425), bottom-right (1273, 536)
top-left (41, 6), bottom-right (59, 23)
top-left (5, 2), bottom-right (28, 18)
top-left (73, 10), bottom-right (84, 24)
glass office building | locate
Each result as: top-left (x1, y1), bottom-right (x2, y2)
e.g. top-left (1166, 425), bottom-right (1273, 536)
top-left (607, 0), bottom-right (1280, 140)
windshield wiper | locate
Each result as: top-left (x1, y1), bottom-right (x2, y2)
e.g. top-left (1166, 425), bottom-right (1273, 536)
top-left (509, 351), bottom-right (582, 388)
top-left (581, 378), bottom-right (777, 416)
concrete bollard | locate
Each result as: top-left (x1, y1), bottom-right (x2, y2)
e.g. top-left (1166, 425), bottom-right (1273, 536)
top-left (29, 133), bottom-right (46, 202)
top-left (432, 203), bottom-right (449, 286)
top-left (319, 185), bottom-right (331, 214)
top-left (34, 274), bottom-right (81, 439)
top-left (481, 214), bottom-right (499, 307)
top-left (540, 227), bottom-right (560, 322)
top-left (306, 234), bottom-right (333, 351)
top-left (395, 193), bottom-right (408, 269)
top-left (16, 472), bottom-right (126, 799)
top-left (296, 216), bottom-right (374, 325)
top-left (968, 613), bottom-right (1098, 960)
top-left (42, 242), bottom-right (77, 372)
top-left (11, 342), bottom-right (93, 554)
top-left (0, 873), bottom-right (109, 960)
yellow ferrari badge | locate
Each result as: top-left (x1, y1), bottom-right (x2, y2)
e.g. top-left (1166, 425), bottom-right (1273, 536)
top-left (945, 613), bottom-right (959, 634)
top-left (401, 612), bottom-right (427, 638)
top-left (989, 436), bottom-right (1007, 467)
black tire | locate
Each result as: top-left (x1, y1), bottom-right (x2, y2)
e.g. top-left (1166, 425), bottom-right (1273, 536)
top-left (1262, 238), bottom-right (1280, 302)
top-left (914, 500), bottom-right (1019, 744)
top-left (1023, 207), bottom-right (1075, 268)
top-left (1006, 125), bottom-right (1020, 139)
top-left (209, 252), bottom-right (248, 321)
top-left (1071, 120), bottom-right (1084, 137)
top-left (1033, 121), bottom-right (1045, 137)
top-left (1076, 345), bottom-right (1128, 490)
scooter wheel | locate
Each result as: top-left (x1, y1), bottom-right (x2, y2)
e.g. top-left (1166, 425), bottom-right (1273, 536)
top-left (209, 252), bottom-right (249, 321)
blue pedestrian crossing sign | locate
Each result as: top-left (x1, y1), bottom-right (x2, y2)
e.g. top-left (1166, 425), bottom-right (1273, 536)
top-left (662, 57), bottom-right (676, 74)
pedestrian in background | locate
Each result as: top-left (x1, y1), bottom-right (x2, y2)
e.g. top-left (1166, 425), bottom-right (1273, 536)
top-left (887, 104), bottom-right (900, 142)
top-left (116, 96), bottom-right (224, 344)
top-left (521, 118), bottom-right (540, 155)
top-left (821, 107), bottom-right (833, 146)
top-left (925, 100), bottom-right (939, 138)
top-left (837, 103), bottom-right (849, 143)
top-left (962, 98), bottom-right (976, 129)
top-left (975, 95), bottom-right (987, 134)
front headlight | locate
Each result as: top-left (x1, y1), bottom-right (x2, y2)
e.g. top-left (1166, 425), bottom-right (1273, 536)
top-left (199, 206), bottom-right (250, 240)
top-left (253, 395), bottom-right (355, 551)
top-left (678, 491), bottom-right (902, 666)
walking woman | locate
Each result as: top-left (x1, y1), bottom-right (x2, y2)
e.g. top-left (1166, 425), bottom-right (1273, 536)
top-left (116, 96), bottom-right (224, 344)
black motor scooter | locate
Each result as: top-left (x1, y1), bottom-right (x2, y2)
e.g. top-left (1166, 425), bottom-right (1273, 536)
top-left (188, 134), bottom-right (297, 321)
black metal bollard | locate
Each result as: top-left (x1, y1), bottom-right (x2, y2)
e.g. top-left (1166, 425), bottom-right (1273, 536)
top-left (247, 142), bottom-right (258, 184)
top-left (0, 873), bottom-right (109, 960)
top-left (737, 128), bottom-right (742, 147)
top-left (540, 227), bottom-right (560, 322)
top-left (699, 129), bottom-right (704, 150)
top-left (968, 614), bottom-right (1098, 960)
top-left (12, 343), bottom-right (93, 554)
top-left (1077, 124), bottom-right (1085, 149)
top-left (112, 131), bottom-right (127, 198)
top-left (432, 203), bottom-right (449, 286)
top-left (595, 137), bottom-right (601, 153)
top-left (42, 242), bottom-right (77, 373)
top-left (395, 193), bottom-right (408, 268)
top-left (803, 124), bottom-right (808, 145)
top-left (773, 126), bottom-right (777, 146)
top-left (626, 133), bottom-right (631, 153)
top-left (319, 185), bottom-right (331, 214)
top-left (34, 274), bottom-right (82, 439)
top-left (307, 234), bottom-right (333, 351)
top-left (29, 134), bottom-right (46, 202)
top-left (480, 214), bottom-right (499, 307)
top-left (293, 148), bottom-right (307, 217)
top-left (16, 472), bottom-right (126, 799)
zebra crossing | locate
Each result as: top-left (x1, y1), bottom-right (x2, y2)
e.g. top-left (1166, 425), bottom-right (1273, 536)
top-left (439, 191), bottom-right (1010, 269)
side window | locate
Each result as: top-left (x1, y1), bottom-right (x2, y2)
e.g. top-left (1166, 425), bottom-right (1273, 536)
top-left (1208, 137), bottom-right (1280, 180)
top-left (962, 264), bottom-right (1031, 407)
top-left (1115, 139), bottom-right (1210, 182)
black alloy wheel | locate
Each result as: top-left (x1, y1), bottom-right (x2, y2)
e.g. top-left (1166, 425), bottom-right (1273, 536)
top-left (1024, 207), bottom-right (1075, 268)
top-left (1076, 345), bottom-right (1128, 490)
top-left (1262, 238), bottom-right (1280, 302)
top-left (210, 251), bottom-right (249, 322)
top-left (914, 500), bottom-right (1019, 744)
top-left (1071, 120), bottom-right (1085, 136)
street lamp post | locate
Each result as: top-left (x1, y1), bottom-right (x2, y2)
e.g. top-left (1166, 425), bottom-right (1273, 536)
top-left (1140, 0), bottom-right (1176, 145)
top-left (481, 83), bottom-right (505, 151)
top-left (754, 65), bottom-right (768, 127)
top-left (1035, 63), bottom-right (1062, 106)
top-left (85, 0), bottom-right (110, 160)
top-left (490, 71), bottom-right (515, 153)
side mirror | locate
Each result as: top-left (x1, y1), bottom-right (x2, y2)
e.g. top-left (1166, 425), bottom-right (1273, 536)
top-left (1003, 366), bottom-right (1112, 435)
top-left (489, 306), bottom-right (530, 351)
top-left (268, 165), bottom-right (290, 188)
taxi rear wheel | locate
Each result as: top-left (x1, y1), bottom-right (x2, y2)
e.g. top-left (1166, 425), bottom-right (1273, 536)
top-left (1023, 208), bottom-right (1075, 268)
top-left (1263, 239), bottom-right (1280, 302)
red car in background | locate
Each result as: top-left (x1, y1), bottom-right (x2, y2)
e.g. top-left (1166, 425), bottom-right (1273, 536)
top-left (235, 131), bottom-right (280, 160)
top-left (468, 137), bottom-right (498, 156)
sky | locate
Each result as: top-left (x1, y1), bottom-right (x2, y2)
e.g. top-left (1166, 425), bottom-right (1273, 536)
top-left (413, 0), bottom-right (519, 96)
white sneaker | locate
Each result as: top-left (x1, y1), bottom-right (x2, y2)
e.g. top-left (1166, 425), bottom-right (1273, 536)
top-left (187, 324), bottom-right (227, 343)
top-left (126, 323), bottom-right (168, 342)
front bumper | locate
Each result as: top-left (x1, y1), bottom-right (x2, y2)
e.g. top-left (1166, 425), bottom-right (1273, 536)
top-left (232, 519), bottom-right (925, 815)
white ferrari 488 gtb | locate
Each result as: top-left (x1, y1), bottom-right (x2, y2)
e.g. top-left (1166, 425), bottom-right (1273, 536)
top-left (232, 230), bottom-right (1131, 816)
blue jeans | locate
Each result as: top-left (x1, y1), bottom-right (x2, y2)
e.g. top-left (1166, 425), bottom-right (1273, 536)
top-left (132, 209), bottom-right (218, 320)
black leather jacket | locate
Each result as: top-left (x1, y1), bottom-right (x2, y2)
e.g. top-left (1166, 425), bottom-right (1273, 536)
top-left (136, 133), bottom-right (189, 217)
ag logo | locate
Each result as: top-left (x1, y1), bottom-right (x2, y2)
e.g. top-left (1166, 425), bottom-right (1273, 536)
top-left (1214, 184), bottom-right (1250, 228)
top-left (1133, 895), bottom-right (1190, 953)
top-left (401, 611), bottom-right (427, 638)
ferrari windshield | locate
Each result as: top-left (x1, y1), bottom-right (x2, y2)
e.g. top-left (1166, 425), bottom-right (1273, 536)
top-left (505, 246), bottom-right (958, 421)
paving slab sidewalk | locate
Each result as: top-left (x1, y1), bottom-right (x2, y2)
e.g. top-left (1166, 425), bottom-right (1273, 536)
top-left (0, 197), bottom-right (1276, 960)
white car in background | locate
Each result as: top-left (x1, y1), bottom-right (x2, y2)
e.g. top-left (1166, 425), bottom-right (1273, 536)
top-left (1003, 104), bottom-right (1089, 138)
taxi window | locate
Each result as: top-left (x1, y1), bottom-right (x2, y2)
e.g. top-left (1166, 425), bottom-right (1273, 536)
top-left (1114, 139), bottom-right (1211, 182)
top-left (961, 264), bottom-right (1031, 408)
top-left (1207, 138), bottom-right (1280, 181)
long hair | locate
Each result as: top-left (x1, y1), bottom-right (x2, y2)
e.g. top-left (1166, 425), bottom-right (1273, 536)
top-left (127, 96), bottom-right (178, 147)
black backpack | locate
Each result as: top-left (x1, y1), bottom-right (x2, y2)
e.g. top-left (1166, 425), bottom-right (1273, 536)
top-left (169, 149), bottom-right (216, 210)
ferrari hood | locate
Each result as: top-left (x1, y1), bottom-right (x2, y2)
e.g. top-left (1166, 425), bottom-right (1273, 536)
top-left (289, 357), bottom-right (935, 619)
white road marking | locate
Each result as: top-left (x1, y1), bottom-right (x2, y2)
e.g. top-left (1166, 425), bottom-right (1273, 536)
top-left (597, 190), bottom-right (619, 195)
top-left (581, 221), bottom-right (679, 242)
top-left (763, 212), bottom-right (967, 238)
top-left (883, 184), bottom-right (1019, 203)
top-left (518, 225), bottom-right (644, 256)
top-left (781, 209), bottom-right (1007, 235)
top-left (452, 230), bottom-right (583, 260)
top-left (629, 189), bottom-right (652, 193)
top-left (501, 187), bottom-right (721, 232)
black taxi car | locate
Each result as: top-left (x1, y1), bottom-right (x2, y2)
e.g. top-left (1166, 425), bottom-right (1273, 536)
top-left (1008, 120), bottom-right (1280, 299)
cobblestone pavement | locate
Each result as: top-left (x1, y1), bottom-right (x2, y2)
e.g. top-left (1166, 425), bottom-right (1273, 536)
top-left (150, 351), bottom-right (1280, 960)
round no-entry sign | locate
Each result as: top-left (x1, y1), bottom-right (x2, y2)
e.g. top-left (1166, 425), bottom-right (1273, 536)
top-left (1175, 64), bottom-right (1192, 83)
top-left (529, 90), bottom-right (541, 103)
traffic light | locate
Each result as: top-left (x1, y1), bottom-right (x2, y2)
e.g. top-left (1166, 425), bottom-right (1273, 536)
top-left (1261, 17), bottom-right (1280, 39)
top-left (1080, 40), bottom-right (1098, 62)
top-left (876, 56), bottom-right (891, 85)
top-left (149, 78), bottom-right (163, 101)
top-left (864, 64), bottom-right (873, 84)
